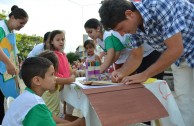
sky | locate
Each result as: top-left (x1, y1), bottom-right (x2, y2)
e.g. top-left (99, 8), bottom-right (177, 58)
top-left (0, 0), bottom-right (102, 53)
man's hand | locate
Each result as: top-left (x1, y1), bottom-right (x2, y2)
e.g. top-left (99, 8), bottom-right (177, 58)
top-left (121, 72), bottom-right (148, 85)
top-left (111, 70), bottom-right (124, 83)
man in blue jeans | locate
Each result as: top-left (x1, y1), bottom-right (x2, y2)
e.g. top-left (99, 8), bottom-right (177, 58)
top-left (99, 0), bottom-right (194, 125)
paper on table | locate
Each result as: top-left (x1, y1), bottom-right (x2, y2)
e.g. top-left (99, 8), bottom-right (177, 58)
top-left (93, 81), bottom-right (121, 85)
top-left (79, 80), bottom-right (121, 85)
top-left (74, 77), bottom-right (119, 89)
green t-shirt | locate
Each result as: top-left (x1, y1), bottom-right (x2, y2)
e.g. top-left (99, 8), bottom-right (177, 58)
top-left (0, 20), bottom-right (10, 41)
top-left (2, 87), bottom-right (57, 126)
top-left (0, 27), bottom-right (6, 42)
top-left (104, 35), bottom-right (125, 52)
top-left (22, 88), bottom-right (56, 126)
top-left (23, 104), bottom-right (56, 126)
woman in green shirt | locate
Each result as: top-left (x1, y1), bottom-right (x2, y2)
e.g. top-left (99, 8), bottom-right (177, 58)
top-left (0, 5), bottom-right (28, 123)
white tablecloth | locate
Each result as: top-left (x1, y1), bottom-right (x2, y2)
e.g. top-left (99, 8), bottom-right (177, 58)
top-left (63, 77), bottom-right (184, 126)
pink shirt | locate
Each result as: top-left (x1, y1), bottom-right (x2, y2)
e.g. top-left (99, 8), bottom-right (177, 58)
top-left (54, 51), bottom-right (70, 78)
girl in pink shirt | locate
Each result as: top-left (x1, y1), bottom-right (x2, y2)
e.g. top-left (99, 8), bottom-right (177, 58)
top-left (47, 30), bottom-right (75, 117)
top-left (48, 30), bottom-right (71, 78)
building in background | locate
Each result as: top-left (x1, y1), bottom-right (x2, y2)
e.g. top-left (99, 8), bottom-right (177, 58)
top-left (75, 34), bottom-right (88, 59)
top-left (75, 45), bottom-right (86, 59)
top-left (83, 34), bottom-right (88, 44)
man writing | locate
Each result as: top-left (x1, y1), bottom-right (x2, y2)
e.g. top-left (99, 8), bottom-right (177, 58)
top-left (99, 0), bottom-right (194, 125)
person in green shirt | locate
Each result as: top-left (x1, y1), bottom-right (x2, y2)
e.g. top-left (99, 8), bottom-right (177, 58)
top-left (2, 57), bottom-right (85, 126)
top-left (84, 18), bottom-right (130, 73)
top-left (0, 5), bottom-right (28, 124)
top-left (84, 18), bottom-right (164, 81)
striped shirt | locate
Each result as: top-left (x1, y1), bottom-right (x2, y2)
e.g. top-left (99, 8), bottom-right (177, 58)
top-left (130, 0), bottom-right (194, 67)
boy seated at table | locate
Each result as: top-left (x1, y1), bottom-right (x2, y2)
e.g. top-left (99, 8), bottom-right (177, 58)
top-left (39, 50), bottom-right (77, 121)
top-left (2, 57), bottom-right (85, 126)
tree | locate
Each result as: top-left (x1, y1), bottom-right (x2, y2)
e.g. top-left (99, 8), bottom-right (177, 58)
top-left (0, 10), bottom-right (7, 19)
top-left (66, 52), bottom-right (80, 64)
top-left (16, 33), bottom-right (43, 60)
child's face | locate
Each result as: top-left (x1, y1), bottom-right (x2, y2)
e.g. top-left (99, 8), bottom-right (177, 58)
top-left (85, 44), bottom-right (94, 56)
top-left (51, 33), bottom-right (65, 51)
top-left (85, 27), bottom-right (100, 40)
top-left (40, 65), bottom-right (56, 92)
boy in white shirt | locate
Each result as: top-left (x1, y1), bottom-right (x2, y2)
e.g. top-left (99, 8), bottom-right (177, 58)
top-left (2, 57), bottom-right (85, 126)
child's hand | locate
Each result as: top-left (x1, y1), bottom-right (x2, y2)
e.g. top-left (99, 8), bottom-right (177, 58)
top-left (70, 74), bottom-right (76, 82)
top-left (71, 69), bottom-right (77, 76)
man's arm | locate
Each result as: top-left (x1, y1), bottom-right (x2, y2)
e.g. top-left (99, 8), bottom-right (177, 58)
top-left (122, 32), bottom-right (183, 84)
top-left (111, 46), bottom-right (143, 82)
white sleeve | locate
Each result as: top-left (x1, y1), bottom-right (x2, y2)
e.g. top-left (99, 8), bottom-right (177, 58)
top-left (27, 43), bottom-right (44, 58)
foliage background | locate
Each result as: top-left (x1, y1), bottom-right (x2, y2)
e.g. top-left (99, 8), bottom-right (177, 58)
top-left (66, 52), bottom-right (80, 64)
top-left (16, 34), bottom-right (42, 60)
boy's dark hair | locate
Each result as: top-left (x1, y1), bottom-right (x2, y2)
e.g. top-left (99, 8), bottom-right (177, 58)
top-left (84, 39), bottom-right (95, 48)
top-left (99, 0), bottom-right (136, 30)
top-left (9, 5), bottom-right (28, 19)
top-left (20, 57), bottom-right (53, 88)
top-left (84, 18), bottom-right (103, 31)
top-left (38, 50), bottom-right (59, 71)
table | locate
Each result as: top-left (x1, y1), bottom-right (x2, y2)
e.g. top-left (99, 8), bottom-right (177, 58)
top-left (63, 77), bottom-right (184, 126)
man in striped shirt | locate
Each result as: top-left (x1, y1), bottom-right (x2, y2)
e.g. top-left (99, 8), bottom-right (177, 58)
top-left (99, 0), bottom-right (194, 125)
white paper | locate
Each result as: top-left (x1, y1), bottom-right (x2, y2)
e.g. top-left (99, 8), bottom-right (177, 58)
top-left (74, 77), bottom-right (118, 89)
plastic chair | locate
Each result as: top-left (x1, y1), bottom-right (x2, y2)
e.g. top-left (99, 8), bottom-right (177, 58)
top-left (7, 96), bottom-right (15, 109)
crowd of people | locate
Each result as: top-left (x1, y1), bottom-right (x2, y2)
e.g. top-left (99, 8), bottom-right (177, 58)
top-left (0, 5), bottom-right (85, 126)
top-left (0, 0), bottom-right (193, 125)
top-left (72, 59), bottom-right (86, 77)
